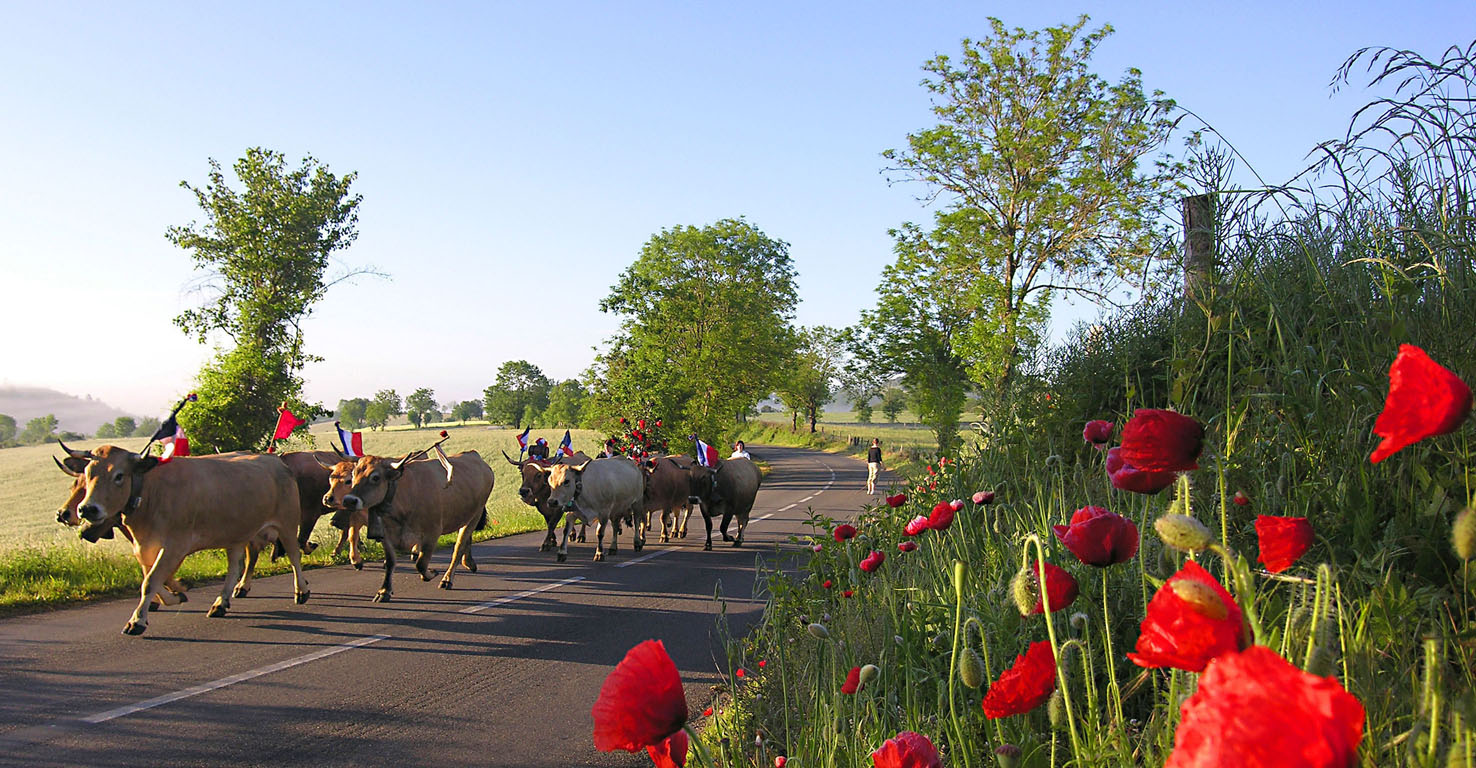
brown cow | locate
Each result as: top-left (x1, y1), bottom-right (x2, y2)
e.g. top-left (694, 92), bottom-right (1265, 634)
top-left (688, 457), bottom-right (763, 550)
top-left (642, 455), bottom-right (695, 543)
top-left (504, 450), bottom-right (594, 551)
top-left (278, 451), bottom-right (367, 570)
top-left (71, 445), bottom-right (309, 636)
top-left (323, 450), bottom-right (494, 601)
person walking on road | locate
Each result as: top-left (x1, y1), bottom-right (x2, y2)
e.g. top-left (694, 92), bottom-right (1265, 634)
top-left (730, 440), bottom-right (751, 460)
top-left (866, 438), bottom-right (883, 494)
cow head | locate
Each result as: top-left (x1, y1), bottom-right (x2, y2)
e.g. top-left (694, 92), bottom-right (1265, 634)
top-left (688, 461), bottom-right (719, 504)
top-left (518, 463), bottom-right (554, 510)
top-left (336, 453), bottom-right (412, 512)
top-left (542, 463), bottom-right (585, 516)
top-left (52, 453), bottom-right (90, 526)
top-left (318, 455), bottom-right (359, 510)
top-left (75, 444), bottom-right (160, 524)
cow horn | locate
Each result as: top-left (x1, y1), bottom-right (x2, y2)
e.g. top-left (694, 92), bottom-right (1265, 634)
top-left (53, 456), bottom-right (80, 477)
top-left (501, 450), bottom-right (525, 468)
top-left (332, 445), bottom-right (346, 458)
top-left (390, 451), bottom-right (416, 471)
top-left (57, 439), bottom-right (89, 460)
top-left (315, 454), bottom-right (338, 471)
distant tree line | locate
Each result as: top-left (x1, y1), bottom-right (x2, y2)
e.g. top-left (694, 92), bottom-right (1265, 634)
top-left (331, 362), bottom-right (589, 432)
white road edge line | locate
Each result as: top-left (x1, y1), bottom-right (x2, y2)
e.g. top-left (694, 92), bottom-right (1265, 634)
top-left (756, 512), bottom-right (774, 520)
top-left (461, 575), bottom-right (586, 614)
top-left (799, 495), bottom-right (815, 503)
top-left (778, 503), bottom-right (796, 511)
top-left (81, 633), bottom-right (391, 724)
top-left (616, 549), bottom-right (674, 568)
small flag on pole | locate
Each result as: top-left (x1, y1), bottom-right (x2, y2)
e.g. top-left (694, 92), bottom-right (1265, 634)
top-left (335, 421), bottom-right (363, 457)
top-left (558, 430), bottom-right (573, 457)
top-left (159, 424), bottom-right (189, 463)
top-left (273, 402), bottom-right (306, 441)
top-left (695, 437), bottom-right (719, 468)
top-left (516, 426), bottom-right (531, 457)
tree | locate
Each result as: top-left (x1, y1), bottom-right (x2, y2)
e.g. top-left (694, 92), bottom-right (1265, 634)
top-left (880, 388), bottom-right (908, 423)
top-left (854, 400), bottom-right (874, 424)
top-left (483, 361), bottom-right (552, 429)
top-left (133, 417), bottom-right (161, 438)
top-left (451, 399), bottom-right (483, 424)
top-left (590, 218), bottom-right (799, 441)
top-left (853, 228), bottom-right (976, 454)
top-left (776, 326), bottom-right (845, 433)
top-left (883, 17), bottom-right (1178, 390)
top-left (19, 414), bottom-right (58, 445)
top-left (543, 379), bottom-right (587, 428)
top-left (405, 388), bottom-right (438, 428)
top-left (337, 397), bottom-right (369, 429)
top-left (168, 147), bottom-right (369, 451)
top-left (0, 413), bottom-right (16, 444)
top-left (113, 416), bottom-right (136, 438)
top-left (365, 389), bottom-right (401, 430)
top-left (96, 422), bottom-right (117, 439)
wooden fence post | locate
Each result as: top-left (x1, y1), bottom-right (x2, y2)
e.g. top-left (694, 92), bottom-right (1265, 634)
top-left (1182, 193), bottom-right (1217, 304)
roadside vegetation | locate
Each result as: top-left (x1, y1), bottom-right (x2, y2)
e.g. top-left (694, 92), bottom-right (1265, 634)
top-left (681, 40), bottom-right (1476, 768)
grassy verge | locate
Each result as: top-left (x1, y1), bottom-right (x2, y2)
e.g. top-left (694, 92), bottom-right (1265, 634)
top-left (0, 424), bottom-right (599, 614)
top-left (737, 422), bottom-right (927, 478)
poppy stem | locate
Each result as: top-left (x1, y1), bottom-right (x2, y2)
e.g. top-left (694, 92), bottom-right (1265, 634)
top-left (1209, 543), bottom-right (1265, 646)
top-left (964, 616), bottom-right (1004, 745)
top-left (946, 559), bottom-right (974, 768)
top-left (1101, 569), bottom-right (1125, 727)
top-left (1023, 534), bottom-right (1083, 758)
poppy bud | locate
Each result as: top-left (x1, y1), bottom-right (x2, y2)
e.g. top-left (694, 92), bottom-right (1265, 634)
top-left (1155, 514), bottom-right (1214, 552)
top-left (1453, 507), bottom-right (1476, 561)
top-left (1233, 490), bottom-right (1251, 507)
top-left (1047, 689), bottom-right (1066, 730)
top-left (1170, 579), bottom-right (1229, 620)
top-left (859, 664), bottom-right (879, 689)
top-left (775, 757), bottom-right (787, 768)
top-left (1070, 612), bottom-right (1090, 631)
top-left (994, 744), bottom-right (1022, 768)
top-left (958, 647), bottom-right (985, 688)
top-left (807, 623), bottom-right (830, 640)
top-left (1010, 567), bottom-right (1037, 617)
top-left (950, 499), bottom-right (964, 511)
top-left (972, 490), bottom-right (995, 505)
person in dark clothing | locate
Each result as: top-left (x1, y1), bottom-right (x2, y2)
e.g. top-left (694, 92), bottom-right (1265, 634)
top-left (866, 438), bottom-right (883, 494)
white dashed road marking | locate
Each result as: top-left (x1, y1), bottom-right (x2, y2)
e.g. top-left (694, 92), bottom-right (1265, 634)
top-left (616, 549), bottom-right (674, 568)
top-left (460, 575), bottom-right (586, 614)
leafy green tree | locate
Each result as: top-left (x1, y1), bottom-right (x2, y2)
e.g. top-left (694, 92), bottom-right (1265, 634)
top-left (451, 399), bottom-right (483, 423)
top-left (405, 388), bottom-right (438, 428)
top-left (776, 326), bottom-right (844, 433)
top-left (336, 397), bottom-right (369, 429)
top-left (854, 400), bottom-right (874, 424)
top-left (364, 389), bottom-right (401, 430)
top-left (0, 414), bottom-right (14, 444)
top-left (19, 414), bottom-right (59, 445)
top-left (543, 379), bottom-right (587, 428)
top-left (883, 17), bottom-right (1177, 390)
top-left (168, 147), bottom-right (369, 451)
top-left (133, 417), bottom-right (160, 438)
top-left (483, 360), bottom-right (551, 429)
top-left (880, 388), bottom-right (908, 423)
top-left (113, 416), bottom-right (136, 438)
top-left (590, 218), bottom-right (799, 441)
top-left (95, 422), bottom-right (117, 439)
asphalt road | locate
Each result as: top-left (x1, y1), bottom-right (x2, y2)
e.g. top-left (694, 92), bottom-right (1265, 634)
top-left (0, 445), bottom-right (884, 768)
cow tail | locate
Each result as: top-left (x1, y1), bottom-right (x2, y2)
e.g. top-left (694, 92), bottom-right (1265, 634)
top-left (271, 539), bottom-right (285, 562)
top-left (476, 507), bottom-right (489, 531)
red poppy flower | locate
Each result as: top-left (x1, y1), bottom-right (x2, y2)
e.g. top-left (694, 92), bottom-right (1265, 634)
top-left (843, 590), bottom-right (854, 598)
top-left (1083, 419), bottom-right (1114, 445)
top-left (927, 465), bottom-right (936, 476)
top-left (1028, 561), bottom-right (1079, 614)
top-left (734, 668), bottom-right (745, 679)
top-left (897, 541), bottom-right (918, 553)
top-left (1052, 506), bottom-right (1139, 567)
top-left (1255, 516), bottom-right (1314, 574)
top-left (1165, 646), bottom-right (1365, 768)
top-left (972, 490), bottom-right (995, 505)
top-left (758, 660), bottom-right (766, 668)
top-left (841, 666), bottom-right (861, 694)
top-left (1120, 409), bottom-right (1204, 472)
top-left (1370, 344), bottom-right (1472, 463)
top-left (702, 706), bottom-right (713, 717)
top-left (646, 730), bottom-right (689, 768)
top-left (870, 731), bottom-right (943, 768)
top-left (926, 501), bottom-right (955, 531)
top-left (1128, 561), bottom-right (1245, 672)
top-left (885, 493), bottom-right (907, 508)
top-left (833, 524), bottom-right (858, 542)
top-left (1233, 490), bottom-right (1251, 507)
top-left (592, 639), bottom-right (689, 752)
top-left (822, 579), bottom-right (833, 589)
top-left (860, 550), bottom-right (886, 573)
top-left (982, 641), bottom-right (1057, 718)
top-left (776, 757), bottom-right (788, 768)
top-left (1106, 446), bottom-right (1177, 494)
top-left (904, 515), bottom-right (930, 536)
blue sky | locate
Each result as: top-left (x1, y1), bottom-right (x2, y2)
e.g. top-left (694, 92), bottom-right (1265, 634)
top-left (2, 1), bottom-right (1470, 416)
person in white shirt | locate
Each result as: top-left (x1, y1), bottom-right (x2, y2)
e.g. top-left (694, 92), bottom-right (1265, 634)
top-left (730, 440), bottom-right (751, 460)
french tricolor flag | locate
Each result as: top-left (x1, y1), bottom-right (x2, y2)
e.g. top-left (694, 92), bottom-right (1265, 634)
top-left (516, 426), bottom-right (531, 454)
top-left (335, 421), bottom-right (363, 458)
top-left (558, 430), bottom-right (573, 457)
top-left (695, 437), bottom-right (720, 468)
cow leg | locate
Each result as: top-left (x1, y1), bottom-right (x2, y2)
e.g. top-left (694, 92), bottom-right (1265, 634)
top-left (349, 525), bottom-right (365, 570)
top-left (278, 531), bottom-right (310, 604)
top-left (440, 524), bottom-right (476, 589)
top-left (732, 511), bottom-right (749, 548)
top-left (136, 544), bottom-right (185, 608)
top-left (577, 521), bottom-right (587, 543)
top-left (541, 514), bottom-right (557, 552)
top-left (609, 516), bottom-right (621, 556)
top-left (209, 545), bottom-right (248, 618)
top-left (233, 544), bottom-right (260, 598)
top-left (333, 526), bottom-right (350, 558)
top-left (557, 512), bottom-right (572, 562)
top-left (298, 511), bottom-right (321, 555)
top-left (415, 544), bottom-right (439, 582)
top-left (376, 545), bottom-right (397, 602)
top-left (633, 503), bottom-right (645, 552)
top-left (126, 547), bottom-right (188, 635)
top-left (593, 518), bottom-right (608, 561)
top-left (702, 506), bottom-right (714, 551)
top-left (677, 504), bottom-right (691, 539)
top-left (721, 510), bottom-right (735, 542)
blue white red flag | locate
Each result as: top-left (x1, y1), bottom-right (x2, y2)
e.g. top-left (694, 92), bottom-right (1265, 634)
top-left (695, 438), bottom-right (720, 468)
top-left (558, 430), bottom-right (573, 457)
top-left (516, 426), bottom-right (531, 455)
top-left (335, 421), bottom-right (363, 458)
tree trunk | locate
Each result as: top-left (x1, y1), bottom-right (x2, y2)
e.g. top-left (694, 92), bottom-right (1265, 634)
top-left (1182, 194), bottom-right (1217, 305)
top-left (809, 408), bottom-right (817, 433)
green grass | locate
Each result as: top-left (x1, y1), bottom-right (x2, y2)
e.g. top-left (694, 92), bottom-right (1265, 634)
top-left (0, 424), bottom-right (608, 613)
top-left (753, 412), bottom-right (961, 454)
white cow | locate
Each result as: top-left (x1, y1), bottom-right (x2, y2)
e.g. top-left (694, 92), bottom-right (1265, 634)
top-left (542, 457), bottom-right (645, 562)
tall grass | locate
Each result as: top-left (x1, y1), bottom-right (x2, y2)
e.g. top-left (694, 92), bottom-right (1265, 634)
top-left (697, 43), bottom-right (1476, 767)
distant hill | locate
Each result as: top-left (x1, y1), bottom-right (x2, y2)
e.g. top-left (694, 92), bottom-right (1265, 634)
top-left (0, 386), bottom-right (136, 435)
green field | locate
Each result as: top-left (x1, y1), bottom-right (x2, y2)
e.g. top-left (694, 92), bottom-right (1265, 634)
top-left (0, 424), bottom-right (609, 612)
top-left (754, 410), bottom-right (965, 453)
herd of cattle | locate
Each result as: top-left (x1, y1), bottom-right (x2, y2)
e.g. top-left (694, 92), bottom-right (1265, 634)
top-left (48, 438), bottom-right (763, 636)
